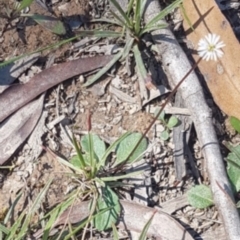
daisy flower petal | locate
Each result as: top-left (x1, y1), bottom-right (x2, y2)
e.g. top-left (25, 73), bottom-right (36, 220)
top-left (197, 33), bottom-right (225, 61)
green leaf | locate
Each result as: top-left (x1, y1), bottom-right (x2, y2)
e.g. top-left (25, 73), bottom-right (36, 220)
top-left (139, 210), bottom-right (156, 240)
top-left (140, 24), bottom-right (168, 35)
top-left (230, 116), bottom-right (240, 134)
top-left (42, 193), bottom-right (77, 240)
top-left (70, 155), bottom-right (84, 168)
top-left (160, 130), bottom-right (169, 141)
top-left (134, 0), bottom-right (147, 35)
top-left (99, 132), bottom-right (131, 167)
top-left (109, 0), bottom-right (131, 27)
top-left (72, 133), bottom-right (86, 169)
top-left (0, 224), bottom-right (9, 236)
top-left (112, 223), bottom-right (119, 240)
top-left (100, 170), bottom-right (143, 182)
top-left (23, 14), bottom-right (67, 35)
top-left (145, 0), bottom-right (182, 28)
top-left (167, 116), bottom-right (178, 128)
top-left (227, 144), bottom-right (240, 192)
top-left (90, 18), bottom-right (123, 26)
top-left (115, 132), bottom-right (147, 166)
top-left (120, 35), bottom-right (134, 61)
top-left (81, 134), bottom-right (106, 162)
top-left (236, 201), bottom-right (240, 208)
top-left (134, 0), bottom-right (142, 35)
top-left (180, 4), bottom-right (194, 32)
top-left (73, 30), bottom-right (122, 38)
top-left (17, 0), bottom-right (34, 12)
top-left (94, 186), bottom-right (121, 231)
top-left (127, 0), bottom-right (135, 16)
top-left (133, 44), bottom-right (148, 82)
top-left (3, 191), bottom-right (22, 225)
top-left (7, 179), bottom-right (53, 240)
top-left (187, 185), bottom-right (214, 209)
top-left (109, 10), bottom-right (130, 29)
top-left (84, 51), bottom-right (122, 87)
top-left (154, 108), bottom-right (165, 121)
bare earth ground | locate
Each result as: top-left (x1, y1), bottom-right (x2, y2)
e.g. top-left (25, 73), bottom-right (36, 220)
top-left (0, 0), bottom-right (240, 239)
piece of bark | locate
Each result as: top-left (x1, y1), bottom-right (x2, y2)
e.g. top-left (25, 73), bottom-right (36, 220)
top-left (144, 1), bottom-right (240, 239)
top-left (173, 91), bottom-right (192, 180)
top-left (0, 55), bottom-right (112, 123)
top-left (34, 200), bottom-right (194, 240)
top-left (156, 194), bottom-right (189, 215)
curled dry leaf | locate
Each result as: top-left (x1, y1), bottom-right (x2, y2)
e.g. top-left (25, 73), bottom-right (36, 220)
top-left (0, 53), bottom-right (40, 93)
top-left (0, 55), bottom-right (112, 123)
top-left (183, 0), bottom-right (240, 119)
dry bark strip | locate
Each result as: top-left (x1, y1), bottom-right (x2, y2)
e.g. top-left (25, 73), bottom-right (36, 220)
top-left (0, 55), bottom-right (112, 123)
top-left (144, 0), bottom-right (240, 239)
top-left (34, 200), bottom-right (194, 240)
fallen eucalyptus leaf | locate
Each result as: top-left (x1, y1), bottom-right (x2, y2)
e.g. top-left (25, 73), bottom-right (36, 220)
top-left (0, 95), bottom-right (44, 164)
top-left (0, 55), bottom-right (112, 122)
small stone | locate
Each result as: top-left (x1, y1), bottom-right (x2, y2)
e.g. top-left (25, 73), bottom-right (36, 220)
top-left (156, 124), bottom-right (165, 132)
top-left (112, 116), bottom-right (122, 125)
top-left (79, 75), bottom-right (85, 83)
top-left (111, 75), bottom-right (123, 89)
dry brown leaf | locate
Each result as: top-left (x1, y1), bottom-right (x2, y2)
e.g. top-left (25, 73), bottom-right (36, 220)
top-left (183, 0), bottom-right (240, 119)
top-left (0, 95), bottom-right (44, 165)
top-left (0, 55), bottom-right (112, 123)
top-left (34, 200), bottom-right (194, 240)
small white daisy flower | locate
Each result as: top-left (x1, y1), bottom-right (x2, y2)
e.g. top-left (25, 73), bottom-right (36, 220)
top-left (197, 33), bottom-right (225, 61)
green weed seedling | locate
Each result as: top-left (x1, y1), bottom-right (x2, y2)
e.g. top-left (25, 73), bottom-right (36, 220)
top-left (187, 117), bottom-right (240, 210)
top-left (0, 179), bottom-right (52, 240)
top-left (0, 0), bottom-right (182, 75)
top-left (83, 0), bottom-right (183, 86)
top-left (1, 0), bottom-right (66, 35)
top-left (55, 130), bottom-right (147, 235)
top-left (154, 108), bottom-right (179, 141)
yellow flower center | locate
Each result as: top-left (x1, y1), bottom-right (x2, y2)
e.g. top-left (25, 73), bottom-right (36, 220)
top-left (208, 45), bottom-right (215, 52)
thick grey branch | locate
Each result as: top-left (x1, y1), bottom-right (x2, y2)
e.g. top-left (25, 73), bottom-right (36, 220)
top-left (144, 0), bottom-right (240, 239)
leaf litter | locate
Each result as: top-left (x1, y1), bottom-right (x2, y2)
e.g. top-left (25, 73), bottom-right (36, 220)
top-left (0, 0), bottom-right (240, 239)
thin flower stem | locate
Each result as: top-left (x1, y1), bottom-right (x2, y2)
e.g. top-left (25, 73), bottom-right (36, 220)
top-left (128, 57), bottom-right (202, 163)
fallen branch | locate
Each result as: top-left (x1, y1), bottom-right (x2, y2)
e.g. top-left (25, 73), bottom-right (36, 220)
top-left (144, 0), bottom-right (240, 239)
